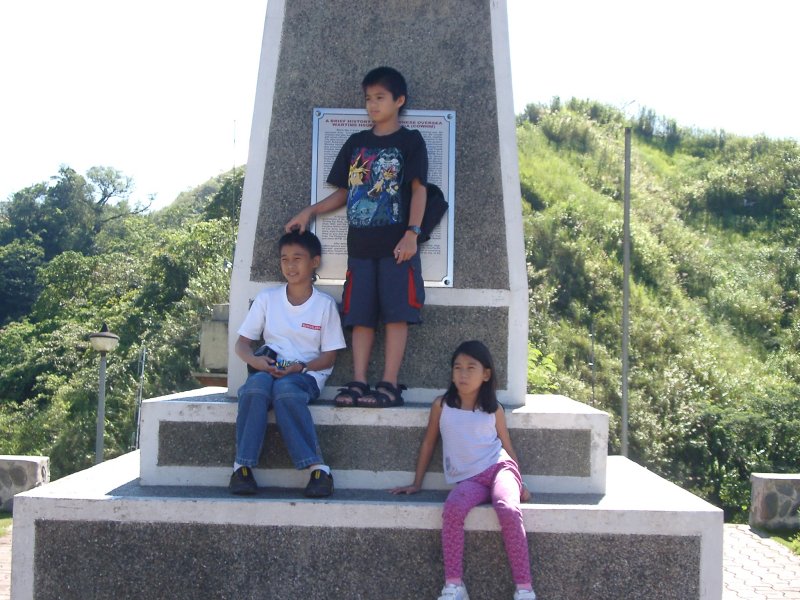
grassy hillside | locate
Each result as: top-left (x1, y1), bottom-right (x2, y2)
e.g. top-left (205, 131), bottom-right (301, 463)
top-left (519, 99), bottom-right (800, 519)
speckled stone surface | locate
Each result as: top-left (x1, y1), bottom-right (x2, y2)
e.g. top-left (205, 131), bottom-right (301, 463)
top-left (327, 305), bottom-right (510, 388)
top-left (533, 532), bottom-right (700, 599)
top-left (227, 0), bottom-right (530, 397)
top-left (158, 420), bottom-right (591, 477)
top-left (251, 0), bottom-right (508, 291)
top-left (32, 519), bottom-right (699, 600)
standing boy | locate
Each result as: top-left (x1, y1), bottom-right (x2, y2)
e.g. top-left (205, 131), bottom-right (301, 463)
top-left (230, 230), bottom-right (346, 497)
top-left (285, 66), bottom-right (428, 408)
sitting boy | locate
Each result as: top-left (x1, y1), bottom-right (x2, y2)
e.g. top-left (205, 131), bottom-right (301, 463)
top-left (230, 230), bottom-right (346, 497)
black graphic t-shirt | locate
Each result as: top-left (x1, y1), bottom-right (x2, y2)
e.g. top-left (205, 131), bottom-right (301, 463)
top-left (327, 127), bottom-right (428, 258)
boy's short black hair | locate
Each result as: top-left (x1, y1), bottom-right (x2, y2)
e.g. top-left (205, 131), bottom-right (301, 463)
top-left (362, 66), bottom-right (408, 103)
top-left (278, 229), bottom-right (322, 258)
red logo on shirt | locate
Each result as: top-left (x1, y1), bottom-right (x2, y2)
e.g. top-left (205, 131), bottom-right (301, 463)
top-left (301, 323), bottom-right (321, 330)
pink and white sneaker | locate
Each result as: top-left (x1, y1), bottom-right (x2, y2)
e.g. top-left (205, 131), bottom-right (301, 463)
top-left (437, 583), bottom-right (469, 600)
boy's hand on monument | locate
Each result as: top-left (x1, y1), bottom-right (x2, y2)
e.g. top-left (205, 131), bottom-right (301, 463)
top-left (393, 232), bottom-right (418, 263)
top-left (285, 207), bottom-right (313, 233)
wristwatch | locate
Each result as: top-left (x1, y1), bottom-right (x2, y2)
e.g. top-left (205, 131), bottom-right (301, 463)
top-left (299, 362), bottom-right (308, 374)
top-left (406, 225), bottom-right (422, 236)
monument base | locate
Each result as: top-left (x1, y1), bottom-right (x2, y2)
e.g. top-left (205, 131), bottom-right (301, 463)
top-left (12, 451), bottom-right (722, 599)
top-left (138, 388), bottom-right (608, 495)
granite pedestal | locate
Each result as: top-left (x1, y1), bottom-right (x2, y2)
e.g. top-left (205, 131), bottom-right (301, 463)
top-left (13, 451), bottom-right (722, 600)
top-left (139, 388), bottom-right (607, 495)
top-left (11, 387), bottom-right (723, 599)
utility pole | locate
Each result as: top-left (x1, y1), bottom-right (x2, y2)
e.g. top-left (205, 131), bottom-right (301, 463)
top-left (622, 127), bottom-right (631, 457)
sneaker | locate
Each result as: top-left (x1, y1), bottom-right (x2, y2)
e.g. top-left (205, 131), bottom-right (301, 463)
top-left (304, 468), bottom-right (334, 498)
top-left (437, 584), bottom-right (469, 600)
top-left (228, 466), bottom-right (258, 495)
top-left (513, 590), bottom-right (536, 600)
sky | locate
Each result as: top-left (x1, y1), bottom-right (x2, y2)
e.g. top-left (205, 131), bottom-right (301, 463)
top-left (1, 0), bottom-right (798, 211)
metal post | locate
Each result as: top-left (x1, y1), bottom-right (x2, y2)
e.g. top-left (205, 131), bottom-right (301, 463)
top-left (95, 351), bottom-right (107, 464)
top-left (590, 320), bottom-right (596, 406)
top-left (622, 127), bottom-right (631, 457)
top-left (133, 346), bottom-right (147, 450)
top-left (89, 323), bottom-right (118, 463)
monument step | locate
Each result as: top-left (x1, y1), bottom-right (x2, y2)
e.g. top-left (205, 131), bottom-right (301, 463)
top-left (140, 387), bottom-right (608, 494)
top-left (12, 451), bottom-right (722, 600)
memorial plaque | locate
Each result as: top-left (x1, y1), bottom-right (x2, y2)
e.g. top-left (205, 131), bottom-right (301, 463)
top-left (310, 108), bottom-right (455, 286)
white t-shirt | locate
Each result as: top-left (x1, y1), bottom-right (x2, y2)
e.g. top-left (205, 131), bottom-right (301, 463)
top-left (439, 402), bottom-right (511, 484)
top-left (237, 284), bottom-right (346, 391)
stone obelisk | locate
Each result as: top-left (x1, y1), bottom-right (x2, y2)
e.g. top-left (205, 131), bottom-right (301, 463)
top-left (228, 0), bottom-right (528, 404)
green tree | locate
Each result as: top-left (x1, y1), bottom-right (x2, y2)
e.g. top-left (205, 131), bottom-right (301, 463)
top-left (1, 183), bottom-right (48, 245)
top-left (204, 167), bottom-right (244, 223)
top-left (85, 165), bottom-right (150, 232)
top-left (0, 166), bottom-right (147, 260)
top-left (0, 215), bottom-right (235, 477)
top-left (39, 166), bottom-right (96, 257)
top-left (0, 238), bottom-right (45, 323)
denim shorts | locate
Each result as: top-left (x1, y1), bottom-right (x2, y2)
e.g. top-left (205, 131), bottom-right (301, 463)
top-left (341, 254), bottom-right (425, 328)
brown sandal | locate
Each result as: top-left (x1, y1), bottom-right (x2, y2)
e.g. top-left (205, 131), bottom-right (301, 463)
top-left (334, 381), bottom-right (370, 407)
top-left (359, 381), bottom-right (406, 408)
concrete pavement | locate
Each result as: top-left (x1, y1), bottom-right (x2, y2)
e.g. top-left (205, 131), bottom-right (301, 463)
top-left (723, 524), bottom-right (800, 599)
top-left (0, 525), bottom-right (10, 600)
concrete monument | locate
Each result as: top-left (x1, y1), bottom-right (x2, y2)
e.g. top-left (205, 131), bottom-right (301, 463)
top-left (11, 3), bottom-right (723, 599)
top-left (228, 0), bottom-right (528, 403)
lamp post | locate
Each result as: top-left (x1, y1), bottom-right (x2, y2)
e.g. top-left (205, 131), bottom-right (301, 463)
top-left (88, 323), bottom-right (119, 464)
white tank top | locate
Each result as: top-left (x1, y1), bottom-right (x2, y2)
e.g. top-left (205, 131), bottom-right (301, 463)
top-left (439, 402), bottom-right (510, 484)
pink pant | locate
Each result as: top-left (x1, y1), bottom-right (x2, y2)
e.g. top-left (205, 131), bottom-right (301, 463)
top-left (441, 459), bottom-right (532, 586)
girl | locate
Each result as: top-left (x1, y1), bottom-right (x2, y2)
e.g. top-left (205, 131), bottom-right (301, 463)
top-left (391, 341), bottom-right (536, 600)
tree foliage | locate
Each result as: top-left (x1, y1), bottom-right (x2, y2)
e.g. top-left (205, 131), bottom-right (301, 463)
top-left (0, 166), bottom-right (155, 323)
top-left (0, 239), bottom-right (45, 323)
top-left (204, 167), bottom-right (244, 224)
top-left (0, 167), bottom-right (240, 478)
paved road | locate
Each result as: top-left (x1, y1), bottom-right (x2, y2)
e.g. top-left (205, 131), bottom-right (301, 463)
top-left (723, 524), bottom-right (800, 599)
top-left (0, 526), bottom-right (9, 600)
top-left (1, 524), bottom-right (798, 598)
